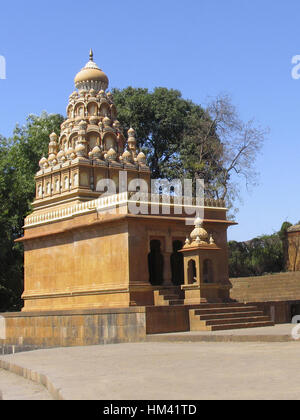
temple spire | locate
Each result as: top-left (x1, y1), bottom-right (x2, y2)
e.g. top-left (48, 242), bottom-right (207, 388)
top-left (89, 48), bottom-right (94, 61)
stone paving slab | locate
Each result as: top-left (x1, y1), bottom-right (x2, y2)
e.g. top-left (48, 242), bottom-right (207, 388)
top-left (0, 369), bottom-right (53, 400)
top-left (2, 339), bottom-right (300, 399)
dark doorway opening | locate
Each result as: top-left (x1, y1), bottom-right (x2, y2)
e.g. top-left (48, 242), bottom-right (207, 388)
top-left (203, 259), bottom-right (214, 283)
top-left (188, 259), bottom-right (197, 284)
top-left (170, 240), bottom-right (184, 285)
top-left (148, 240), bottom-right (164, 286)
top-left (291, 303), bottom-right (300, 322)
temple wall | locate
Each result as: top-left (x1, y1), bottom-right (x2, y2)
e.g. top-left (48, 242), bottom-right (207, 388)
top-left (230, 271), bottom-right (300, 302)
top-left (22, 216), bottom-right (130, 311)
top-left (20, 202), bottom-right (232, 311)
top-left (287, 231), bottom-right (300, 272)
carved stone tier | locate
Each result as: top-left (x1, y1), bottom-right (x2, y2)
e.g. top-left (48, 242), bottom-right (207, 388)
top-left (35, 51), bottom-right (150, 212)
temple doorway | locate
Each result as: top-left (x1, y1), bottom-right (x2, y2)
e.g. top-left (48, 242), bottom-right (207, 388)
top-left (170, 240), bottom-right (184, 285)
top-left (188, 259), bottom-right (197, 284)
top-left (203, 259), bottom-right (214, 283)
top-left (148, 239), bottom-right (164, 286)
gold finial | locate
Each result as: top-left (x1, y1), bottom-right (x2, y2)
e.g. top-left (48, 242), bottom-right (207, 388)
top-left (89, 48), bottom-right (93, 61)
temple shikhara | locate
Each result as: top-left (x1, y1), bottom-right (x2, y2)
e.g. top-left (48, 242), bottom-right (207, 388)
top-left (35, 49), bottom-right (150, 211)
top-left (0, 52), bottom-right (275, 350)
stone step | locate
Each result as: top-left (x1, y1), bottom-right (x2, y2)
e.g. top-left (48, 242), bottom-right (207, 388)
top-left (197, 311), bottom-right (264, 320)
top-left (232, 287), bottom-right (300, 292)
top-left (232, 293), bottom-right (300, 296)
top-left (168, 299), bottom-right (185, 305)
top-left (232, 291), bottom-right (300, 296)
top-left (189, 302), bottom-right (255, 308)
top-left (204, 316), bottom-right (270, 326)
top-left (233, 295), bottom-right (300, 301)
top-left (162, 294), bottom-right (181, 300)
top-left (232, 283), bottom-right (300, 287)
top-left (231, 290), bottom-right (300, 294)
top-left (233, 296), bottom-right (300, 300)
top-left (209, 321), bottom-right (274, 331)
top-left (232, 286), bottom-right (300, 291)
top-left (158, 287), bottom-right (182, 294)
top-left (231, 276), bottom-right (300, 282)
top-left (233, 289), bottom-right (300, 293)
top-left (232, 295), bottom-right (300, 299)
top-left (194, 306), bottom-right (259, 315)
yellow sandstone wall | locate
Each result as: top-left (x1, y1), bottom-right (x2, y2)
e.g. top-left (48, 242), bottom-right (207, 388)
top-left (230, 271), bottom-right (300, 302)
top-left (22, 215), bottom-right (130, 311)
top-left (20, 207), bottom-right (232, 311)
top-left (287, 231), bottom-right (300, 272)
top-left (0, 307), bottom-right (146, 348)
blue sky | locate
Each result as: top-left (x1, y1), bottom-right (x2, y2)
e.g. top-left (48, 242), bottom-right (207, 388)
top-left (0, 0), bottom-right (300, 241)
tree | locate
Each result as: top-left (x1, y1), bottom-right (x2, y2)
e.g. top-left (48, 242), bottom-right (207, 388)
top-left (278, 221), bottom-right (293, 270)
top-left (228, 227), bottom-right (286, 278)
top-left (180, 94), bottom-right (268, 212)
top-left (228, 240), bottom-right (251, 277)
top-left (112, 87), bottom-right (198, 179)
top-left (113, 89), bottom-right (267, 213)
top-left (247, 234), bottom-right (284, 276)
top-left (0, 113), bottom-right (64, 311)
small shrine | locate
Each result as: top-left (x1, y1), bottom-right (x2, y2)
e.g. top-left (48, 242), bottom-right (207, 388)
top-left (180, 218), bottom-right (231, 304)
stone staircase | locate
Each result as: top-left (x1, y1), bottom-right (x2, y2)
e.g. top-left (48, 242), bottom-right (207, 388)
top-left (189, 303), bottom-right (274, 331)
top-left (153, 288), bottom-right (274, 331)
top-left (154, 287), bottom-right (185, 306)
top-left (230, 272), bottom-right (300, 302)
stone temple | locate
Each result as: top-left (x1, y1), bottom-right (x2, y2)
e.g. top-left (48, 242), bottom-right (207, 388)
top-left (0, 52), bottom-right (275, 349)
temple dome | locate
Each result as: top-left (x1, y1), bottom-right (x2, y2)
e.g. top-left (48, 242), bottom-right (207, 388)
top-left (190, 218), bottom-right (208, 243)
top-left (137, 152), bottom-right (146, 164)
top-left (39, 157), bottom-right (48, 168)
top-left (74, 50), bottom-right (109, 92)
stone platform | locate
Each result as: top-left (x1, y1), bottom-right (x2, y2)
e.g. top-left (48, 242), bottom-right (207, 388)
top-left (1, 335), bottom-right (300, 400)
top-left (4, 295), bottom-right (300, 352)
top-left (0, 307), bottom-right (146, 349)
top-left (0, 301), bottom-right (276, 352)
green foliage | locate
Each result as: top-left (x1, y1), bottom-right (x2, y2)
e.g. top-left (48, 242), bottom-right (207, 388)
top-left (112, 88), bottom-right (265, 212)
top-left (112, 87), bottom-right (217, 180)
top-left (0, 113), bottom-right (64, 311)
top-left (278, 221), bottom-right (293, 270)
top-left (278, 221), bottom-right (293, 241)
top-left (228, 227), bottom-right (288, 278)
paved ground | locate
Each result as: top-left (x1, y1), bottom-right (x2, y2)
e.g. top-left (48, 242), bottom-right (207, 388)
top-left (1, 333), bottom-right (300, 400)
top-left (0, 369), bottom-right (52, 400)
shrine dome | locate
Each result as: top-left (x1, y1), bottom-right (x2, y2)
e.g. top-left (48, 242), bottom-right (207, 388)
top-left (74, 49), bottom-right (109, 92)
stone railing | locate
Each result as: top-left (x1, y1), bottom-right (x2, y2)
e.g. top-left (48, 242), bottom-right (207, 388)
top-left (127, 192), bottom-right (226, 208)
top-left (24, 192), bottom-right (129, 228)
top-left (24, 192), bottom-right (226, 228)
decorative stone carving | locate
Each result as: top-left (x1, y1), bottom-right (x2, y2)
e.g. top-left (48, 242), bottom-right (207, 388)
top-left (35, 50), bottom-right (150, 201)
